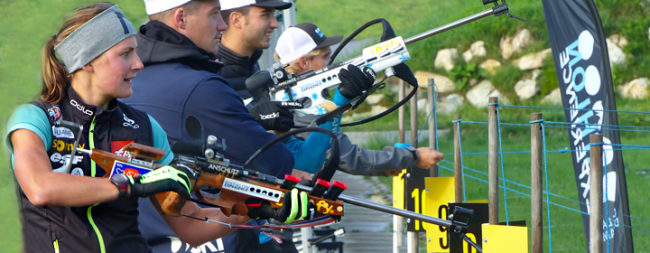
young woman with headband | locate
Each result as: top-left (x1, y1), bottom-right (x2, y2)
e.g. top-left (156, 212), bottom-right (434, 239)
top-left (5, 2), bottom-right (257, 252)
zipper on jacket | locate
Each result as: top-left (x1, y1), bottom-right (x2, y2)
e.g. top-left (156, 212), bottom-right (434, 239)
top-left (89, 116), bottom-right (97, 177)
top-left (86, 116), bottom-right (106, 253)
top-left (53, 239), bottom-right (60, 253)
top-left (87, 204), bottom-right (106, 253)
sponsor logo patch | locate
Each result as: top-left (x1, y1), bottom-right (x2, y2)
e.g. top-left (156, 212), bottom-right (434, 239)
top-left (122, 113), bottom-right (139, 129)
top-left (51, 140), bottom-right (85, 152)
top-left (259, 112), bottom-right (279, 120)
top-left (52, 126), bottom-right (75, 139)
top-left (71, 167), bottom-right (84, 176)
top-left (110, 161), bottom-right (152, 178)
top-left (168, 236), bottom-right (225, 252)
top-left (50, 153), bottom-right (84, 165)
top-left (315, 27), bottom-right (324, 38)
top-left (70, 99), bottom-right (93, 116)
top-left (47, 106), bottom-right (61, 121)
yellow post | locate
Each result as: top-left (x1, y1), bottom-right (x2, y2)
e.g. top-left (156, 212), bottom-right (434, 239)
top-left (482, 224), bottom-right (528, 253)
top-left (422, 177), bottom-right (455, 252)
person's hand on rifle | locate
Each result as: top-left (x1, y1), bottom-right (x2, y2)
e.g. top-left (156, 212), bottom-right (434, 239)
top-left (246, 188), bottom-right (311, 224)
top-left (337, 64), bottom-right (376, 99)
top-left (382, 148), bottom-right (445, 176)
top-left (248, 101), bottom-right (304, 132)
top-left (415, 147), bottom-right (444, 169)
top-left (110, 166), bottom-right (192, 199)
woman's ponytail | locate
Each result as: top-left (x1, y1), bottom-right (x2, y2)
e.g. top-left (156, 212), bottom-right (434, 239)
top-left (40, 34), bottom-right (69, 103)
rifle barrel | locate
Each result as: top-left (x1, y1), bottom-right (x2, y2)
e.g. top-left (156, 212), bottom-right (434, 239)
top-left (338, 194), bottom-right (453, 227)
top-left (405, 7), bottom-right (496, 45)
top-left (301, 1), bottom-right (510, 231)
top-left (76, 148), bottom-right (92, 155)
top-left (293, 184), bottom-right (452, 227)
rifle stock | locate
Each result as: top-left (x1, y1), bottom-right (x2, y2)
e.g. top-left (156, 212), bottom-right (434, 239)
top-left (83, 143), bottom-right (344, 218)
top-left (79, 143), bottom-right (187, 216)
top-left (191, 172), bottom-right (344, 217)
top-left (85, 142), bottom-right (465, 234)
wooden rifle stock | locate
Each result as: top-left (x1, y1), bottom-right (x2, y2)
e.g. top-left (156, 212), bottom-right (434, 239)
top-left (122, 143), bottom-right (188, 216)
top-left (191, 173), bottom-right (344, 217)
top-left (84, 143), bottom-right (187, 216)
top-left (85, 143), bottom-right (344, 218)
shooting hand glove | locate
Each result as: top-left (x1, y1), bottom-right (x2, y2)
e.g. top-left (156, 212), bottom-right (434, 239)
top-left (338, 64), bottom-right (376, 99)
top-left (248, 101), bottom-right (303, 132)
top-left (110, 166), bottom-right (192, 199)
top-left (246, 188), bottom-right (311, 224)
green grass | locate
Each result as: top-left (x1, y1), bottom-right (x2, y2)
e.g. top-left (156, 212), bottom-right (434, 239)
top-left (297, 0), bottom-right (650, 91)
top-left (297, 0), bottom-right (549, 71)
top-left (358, 97), bottom-right (650, 252)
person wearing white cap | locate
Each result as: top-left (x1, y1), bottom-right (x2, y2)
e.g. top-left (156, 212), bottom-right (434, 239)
top-left (275, 23), bottom-right (445, 177)
top-left (213, 2), bottom-right (379, 252)
top-left (275, 23), bottom-right (343, 74)
top-left (214, 0), bottom-right (374, 133)
top-left (124, 1), bottom-right (349, 253)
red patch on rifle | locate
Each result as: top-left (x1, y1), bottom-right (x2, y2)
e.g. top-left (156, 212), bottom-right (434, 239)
top-left (111, 140), bottom-right (135, 159)
top-left (123, 168), bottom-right (141, 177)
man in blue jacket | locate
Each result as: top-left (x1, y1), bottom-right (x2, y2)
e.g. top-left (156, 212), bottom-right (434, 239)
top-left (274, 23), bottom-right (445, 177)
top-left (123, 1), bottom-right (374, 252)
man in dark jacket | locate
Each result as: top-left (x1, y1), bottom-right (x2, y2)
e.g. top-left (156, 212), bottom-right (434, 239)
top-left (216, 0), bottom-right (291, 100)
top-left (217, 4), bottom-right (445, 176)
top-left (215, 1), bottom-right (443, 250)
top-left (124, 1), bottom-right (373, 252)
top-left (123, 0), bottom-right (295, 252)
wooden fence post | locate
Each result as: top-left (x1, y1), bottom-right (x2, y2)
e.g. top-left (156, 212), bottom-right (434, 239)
top-left (454, 114), bottom-right (463, 203)
top-left (530, 113), bottom-right (543, 253)
top-left (488, 97), bottom-right (499, 224)
top-left (590, 134), bottom-right (603, 253)
top-left (428, 78), bottom-right (438, 177)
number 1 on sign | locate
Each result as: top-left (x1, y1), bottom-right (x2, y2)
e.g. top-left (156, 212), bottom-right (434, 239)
top-left (411, 188), bottom-right (423, 230)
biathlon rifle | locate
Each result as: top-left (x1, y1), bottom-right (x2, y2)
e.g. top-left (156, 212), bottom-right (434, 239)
top-left (64, 118), bottom-right (482, 250)
top-left (246, 0), bottom-right (521, 124)
top-left (81, 142), bottom-right (481, 249)
top-left (170, 133), bottom-right (474, 226)
top-left (171, 131), bottom-right (482, 250)
top-left (72, 124), bottom-right (470, 229)
top-left (73, 136), bottom-right (345, 218)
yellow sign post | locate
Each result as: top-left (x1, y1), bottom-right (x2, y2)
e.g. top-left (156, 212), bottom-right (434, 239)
top-left (393, 169), bottom-right (407, 209)
top-left (422, 177), bottom-right (455, 253)
top-left (481, 224), bottom-right (528, 253)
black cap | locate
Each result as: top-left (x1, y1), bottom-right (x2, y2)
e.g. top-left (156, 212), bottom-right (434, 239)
top-left (221, 0), bottom-right (292, 11)
top-left (276, 22), bottom-right (344, 64)
top-left (294, 23), bottom-right (343, 49)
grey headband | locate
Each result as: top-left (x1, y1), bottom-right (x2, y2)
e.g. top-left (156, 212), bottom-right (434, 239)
top-left (54, 5), bottom-right (136, 73)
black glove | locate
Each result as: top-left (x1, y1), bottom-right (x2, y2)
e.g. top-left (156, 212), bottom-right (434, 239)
top-left (248, 101), bottom-right (303, 132)
top-left (110, 166), bottom-right (192, 199)
top-left (246, 188), bottom-right (311, 224)
top-left (338, 64), bottom-right (375, 99)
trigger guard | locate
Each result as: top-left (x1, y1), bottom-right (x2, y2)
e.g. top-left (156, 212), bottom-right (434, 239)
top-left (296, 97), bottom-right (312, 109)
top-left (296, 94), bottom-right (331, 116)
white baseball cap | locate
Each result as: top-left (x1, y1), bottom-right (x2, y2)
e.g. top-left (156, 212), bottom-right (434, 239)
top-left (144, 0), bottom-right (192, 15)
top-left (275, 23), bottom-right (343, 65)
top-left (220, 0), bottom-right (291, 11)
